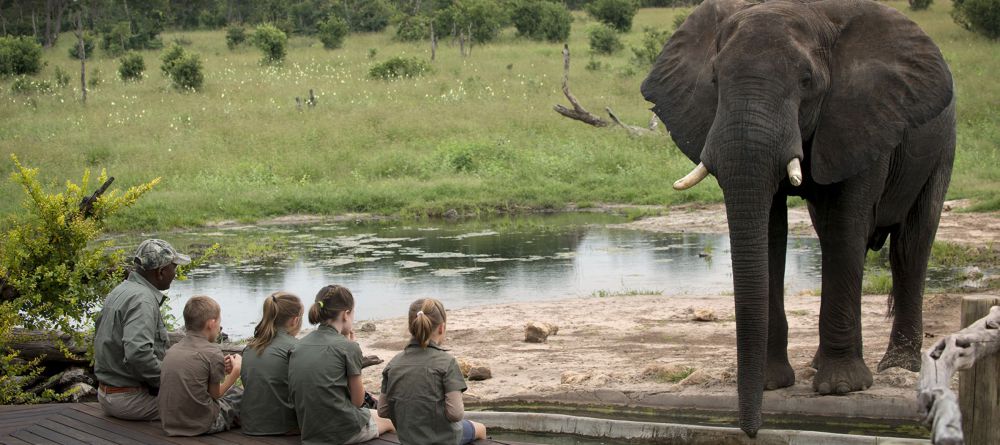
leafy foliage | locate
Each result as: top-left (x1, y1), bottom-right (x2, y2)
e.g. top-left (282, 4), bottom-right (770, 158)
top-left (68, 33), bottom-right (97, 60)
top-left (53, 66), bottom-right (71, 88)
top-left (118, 52), bottom-right (145, 82)
top-left (319, 16), bottom-right (350, 49)
top-left (630, 27), bottom-right (670, 67)
top-left (160, 45), bottom-right (204, 90)
top-left (511, 1), bottom-right (573, 42)
top-left (9, 76), bottom-right (52, 95)
top-left (226, 26), bottom-right (247, 49)
top-left (587, 0), bottom-right (638, 32)
top-left (0, 36), bottom-right (43, 76)
top-left (952, 0), bottom-right (1000, 39)
top-left (335, 0), bottom-right (396, 32)
top-left (909, 0), bottom-right (933, 10)
top-left (369, 56), bottom-right (431, 80)
top-left (589, 24), bottom-right (623, 54)
top-left (395, 15), bottom-right (432, 42)
top-left (435, 0), bottom-right (509, 44)
top-left (253, 24), bottom-right (288, 64)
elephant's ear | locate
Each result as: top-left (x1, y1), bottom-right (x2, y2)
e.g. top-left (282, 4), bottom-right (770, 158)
top-left (640, 0), bottom-right (750, 165)
top-left (809, 0), bottom-right (953, 185)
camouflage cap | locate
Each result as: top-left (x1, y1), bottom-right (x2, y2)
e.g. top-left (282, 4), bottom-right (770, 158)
top-left (132, 239), bottom-right (191, 271)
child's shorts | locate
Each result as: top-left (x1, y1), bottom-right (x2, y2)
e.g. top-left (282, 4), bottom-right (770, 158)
top-left (460, 419), bottom-right (476, 444)
top-left (344, 411), bottom-right (379, 444)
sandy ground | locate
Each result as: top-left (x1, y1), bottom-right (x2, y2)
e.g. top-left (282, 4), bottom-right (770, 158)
top-left (352, 200), bottom-right (1000, 418)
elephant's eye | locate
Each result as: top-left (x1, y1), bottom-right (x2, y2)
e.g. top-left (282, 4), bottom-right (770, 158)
top-left (800, 73), bottom-right (812, 89)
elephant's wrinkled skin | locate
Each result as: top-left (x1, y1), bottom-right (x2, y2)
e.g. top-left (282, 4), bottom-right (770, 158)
top-left (641, 0), bottom-right (955, 437)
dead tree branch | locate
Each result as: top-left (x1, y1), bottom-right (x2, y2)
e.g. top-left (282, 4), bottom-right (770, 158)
top-left (606, 107), bottom-right (656, 136)
top-left (918, 305), bottom-right (1000, 445)
top-left (553, 44), bottom-right (609, 127)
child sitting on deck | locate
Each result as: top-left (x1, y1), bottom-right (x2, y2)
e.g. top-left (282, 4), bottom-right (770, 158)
top-left (158, 295), bottom-right (243, 436)
top-left (379, 298), bottom-right (487, 445)
top-left (240, 291), bottom-right (303, 436)
top-left (288, 285), bottom-right (395, 445)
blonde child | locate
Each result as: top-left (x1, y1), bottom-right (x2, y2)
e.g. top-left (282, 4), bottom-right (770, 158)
top-left (288, 285), bottom-right (395, 445)
top-left (379, 298), bottom-right (487, 445)
top-left (240, 291), bottom-right (303, 436)
top-left (159, 295), bottom-right (242, 436)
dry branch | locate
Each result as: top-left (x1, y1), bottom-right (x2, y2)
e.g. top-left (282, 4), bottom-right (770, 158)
top-left (606, 107), bottom-right (656, 136)
top-left (553, 44), bottom-right (609, 127)
top-left (918, 305), bottom-right (1000, 445)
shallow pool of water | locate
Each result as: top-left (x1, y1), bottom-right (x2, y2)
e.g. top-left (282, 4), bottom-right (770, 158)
top-left (126, 214), bottom-right (826, 338)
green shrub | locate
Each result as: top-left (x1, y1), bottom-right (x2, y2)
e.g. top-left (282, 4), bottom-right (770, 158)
top-left (369, 56), bottom-right (431, 80)
top-left (10, 76), bottom-right (52, 94)
top-left (53, 66), bottom-right (71, 87)
top-left (68, 32), bottom-right (96, 60)
top-left (589, 24), bottom-right (623, 54)
top-left (440, 0), bottom-right (508, 44)
top-left (100, 21), bottom-right (132, 56)
top-left (344, 0), bottom-right (395, 32)
top-left (631, 27), bottom-right (670, 66)
top-left (225, 26), bottom-right (246, 49)
top-left (318, 16), bottom-right (349, 49)
top-left (585, 58), bottom-right (604, 71)
top-left (0, 36), bottom-right (43, 76)
top-left (673, 10), bottom-right (690, 31)
top-left (909, 0), bottom-right (933, 10)
top-left (118, 52), bottom-right (145, 81)
top-left (88, 67), bottom-right (102, 88)
top-left (253, 24), bottom-right (288, 64)
top-left (953, 0), bottom-right (1000, 39)
top-left (395, 15), bottom-right (431, 42)
top-left (587, 0), bottom-right (638, 32)
top-left (160, 43), bottom-right (185, 77)
top-left (511, 1), bottom-right (573, 42)
top-left (168, 53), bottom-right (204, 91)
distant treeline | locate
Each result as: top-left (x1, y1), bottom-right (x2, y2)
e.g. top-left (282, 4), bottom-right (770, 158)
top-left (0, 0), bottom-right (704, 46)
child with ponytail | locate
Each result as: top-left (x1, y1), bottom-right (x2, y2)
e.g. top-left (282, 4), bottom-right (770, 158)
top-left (379, 298), bottom-right (487, 445)
top-left (288, 285), bottom-right (394, 445)
top-left (240, 291), bottom-right (303, 436)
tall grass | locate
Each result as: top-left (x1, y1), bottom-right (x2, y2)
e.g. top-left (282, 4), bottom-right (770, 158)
top-left (1, 3), bottom-right (996, 231)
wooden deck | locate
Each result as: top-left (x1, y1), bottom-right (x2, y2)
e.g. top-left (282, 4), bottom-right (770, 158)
top-left (0, 403), bottom-right (532, 445)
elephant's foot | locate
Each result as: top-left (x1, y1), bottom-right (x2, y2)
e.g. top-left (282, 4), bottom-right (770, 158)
top-left (811, 355), bottom-right (872, 395)
top-left (877, 345), bottom-right (921, 372)
top-left (765, 359), bottom-right (795, 390)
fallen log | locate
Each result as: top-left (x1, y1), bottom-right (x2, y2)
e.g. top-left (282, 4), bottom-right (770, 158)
top-left (9, 329), bottom-right (89, 366)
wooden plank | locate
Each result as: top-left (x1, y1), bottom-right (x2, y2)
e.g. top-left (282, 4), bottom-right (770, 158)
top-left (213, 432), bottom-right (295, 445)
top-left (959, 296), bottom-right (1000, 445)
top-left (59, 409), bottom-right (182, 445)
top-left (36, 418), bottom-right (117, 445)
top-left (0, 435), bottom-right (32, 445)
top-left (23, 422), bottom-right (89, 445)
top-left (0, 406), bottom-right (69, 421)
top-left (10, 429), bottom-right (58, 445)
top-left (48, 414), bottom-right (148, 445)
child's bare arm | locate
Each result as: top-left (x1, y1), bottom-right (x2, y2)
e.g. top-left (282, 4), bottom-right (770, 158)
top-left (347, 374), bottom-right (365, 407)
top-left (211, 354), bottom-right (241, 399)
top-left (444, 391), bottom-right (464, 422)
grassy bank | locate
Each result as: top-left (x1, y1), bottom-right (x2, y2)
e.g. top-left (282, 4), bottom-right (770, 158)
top-left (1, 2), bottom-right (996, 230)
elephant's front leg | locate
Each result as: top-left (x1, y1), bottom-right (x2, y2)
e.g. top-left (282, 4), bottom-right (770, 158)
top-left (811, 191), bottom-right (874, 395)
top-left (765, 194), bottom-right (794, 390)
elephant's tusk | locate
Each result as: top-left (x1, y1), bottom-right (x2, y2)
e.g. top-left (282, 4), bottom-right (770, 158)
top-left (787, 158), bottom-right (802, 187)
top-left (673, 163), bottom-right (709, 190)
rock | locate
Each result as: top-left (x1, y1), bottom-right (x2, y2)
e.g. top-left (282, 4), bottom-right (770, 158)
top-left (457, 358), bottom-right (473, 378)
top-left (590, 373), bottom-right (612, 386)
top-left (358, 322), bottom-right (377, 332)
top-left (64, 382), bottom-right (96, 403)
top-left (692, 309), bottom-right (717, 322)
top-left (468, 367), bottom-right (492, 381)
top-left (443, 209), bottom-right (459, 219)
top-left (57, 367), bottom-right (95, 388)
top-left (560, 371), bottom-right (591, 384)
top-left (679, 369), bottom-right (711, 386)
top-left (796, 367), bottom-right (817, 381)
top-left (524, 321), bottom-right (556, 343)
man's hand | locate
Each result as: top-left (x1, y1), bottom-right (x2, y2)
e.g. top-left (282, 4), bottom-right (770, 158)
top-left (342, 329), bottom-right (356, 342)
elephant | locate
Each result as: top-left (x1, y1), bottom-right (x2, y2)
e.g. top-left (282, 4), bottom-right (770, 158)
top-left (640, 0), bottom-right (955, 437)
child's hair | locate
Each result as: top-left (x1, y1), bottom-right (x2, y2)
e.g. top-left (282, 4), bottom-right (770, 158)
top-left (408, 298), bottom-right (446, 348)
top-left (308, 285), bottom-right (355, 325)
top-left (183, 295), bottom-right (220, 332)
top-left (248, 291), bottom-right (303, 355)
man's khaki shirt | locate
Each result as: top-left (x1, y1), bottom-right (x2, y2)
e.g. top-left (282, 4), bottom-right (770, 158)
top-left (93, 272), bottom-right (170, 388)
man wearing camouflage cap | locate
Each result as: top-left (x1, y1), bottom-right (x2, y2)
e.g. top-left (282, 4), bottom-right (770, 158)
top-left (94, 239), bottom-right (190, 420)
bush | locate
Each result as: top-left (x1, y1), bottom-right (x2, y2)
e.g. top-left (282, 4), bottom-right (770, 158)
top-left (953, 0), bottom-right (1000, 39)
top-left (88, 67), bottom-right (102, 88)
top-left (440, 0), bottom-right (508, 44)
top-left (589, 24), bottom-right (623, 54)
top-left (68, 32), bottom-right (96, 60)
top-left (345, 0), bottom-right (395, 32)
top-left (100, 21), bottom-right (132, 56)
top-left (512, 1), bottom-right (573, 42)
top-left (673, 10), bottom-right (690, 31)
top-left (909, 0), bottom-right (933, 10)
top-left (588, 0), bottom-right (638, 32)
top-left (631, 27), bottom-right (670, 66)
top-left (53, 66), bottom-right (71, 87)
top-left (160, 43), bottom-right (186, 77)
top-left (0, 36), bottom-right (43, 76)
top-left (253, 24), bottom-right (288, 64)
top-left (226, 26), bottom-right (246, 49)
top-left (318, 16), bottom-right (349, 49)
top-left (369, 56), bottom-right (431, 80)
top-left (10, 76), bottom-right (52, 94)
top-left (168, 53), bottom-right (204, 90)
top-left (395, 15), bottom-right (431, 42)
top-left (118, 52), bottom-right (145, 81)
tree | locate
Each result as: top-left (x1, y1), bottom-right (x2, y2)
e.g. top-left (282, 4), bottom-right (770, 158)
top-left (587, 0), bottom-right (638, 32)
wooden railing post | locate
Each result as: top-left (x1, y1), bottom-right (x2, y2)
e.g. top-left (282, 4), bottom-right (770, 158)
top-left (959, 296), bottom-right (1000, 444)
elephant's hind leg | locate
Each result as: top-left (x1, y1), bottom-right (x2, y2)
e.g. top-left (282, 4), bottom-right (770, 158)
top-left (765, 194), bottom-right (794, 390)
top-left (877, 163), bottom-right (953, 372)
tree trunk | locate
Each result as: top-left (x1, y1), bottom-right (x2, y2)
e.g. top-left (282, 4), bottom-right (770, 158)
top-left (430, 22), bottom-right (436, 61)
top-left (77, 11), bottom-right (86, 104)
top-left (44, 0), bottom-right (53, 47)
top-left (52, 0), bottom-right (65, 45)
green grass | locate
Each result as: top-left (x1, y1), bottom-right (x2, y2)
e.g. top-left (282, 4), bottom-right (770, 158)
top-left (1, 3), bottom-right (997, 230)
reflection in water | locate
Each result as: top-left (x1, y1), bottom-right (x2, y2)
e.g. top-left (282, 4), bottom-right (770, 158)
top-left (126, 215), bottom-right (825, 338)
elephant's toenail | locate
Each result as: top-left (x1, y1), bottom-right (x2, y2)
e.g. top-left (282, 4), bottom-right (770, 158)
top-left (818, 383), bottom-right (830, 394)
top-left (766, 382), bottom-right (776, 390)
top-left (836, 383), bottom-right (850, 394)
